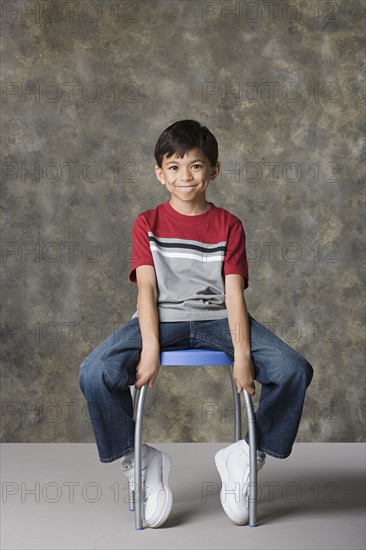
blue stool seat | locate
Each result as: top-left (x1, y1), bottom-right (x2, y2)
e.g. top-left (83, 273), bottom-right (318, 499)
top-left (160, 349), bottom-right (233, 366)
top-left (131, 349), bottom-right (258, 529)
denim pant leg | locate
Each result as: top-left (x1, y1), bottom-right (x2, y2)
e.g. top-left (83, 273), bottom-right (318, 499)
top-left (79, 318), bottom-right (142, 463)
top-left (191, 314), bottom-right (314, 459)
top-left (246, 314), bottom-right (313, 458)
top-left (79, 317), bottom-right (191, 463)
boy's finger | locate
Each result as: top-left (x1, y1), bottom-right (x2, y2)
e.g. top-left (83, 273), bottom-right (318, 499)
top-left (149, 371), bottom-right (159, 388)
top-left (135, 376), bottom-right (147, 389)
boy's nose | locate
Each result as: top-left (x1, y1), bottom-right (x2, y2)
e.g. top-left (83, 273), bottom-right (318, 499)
top-left (180, 170), bottom-right (193, 181)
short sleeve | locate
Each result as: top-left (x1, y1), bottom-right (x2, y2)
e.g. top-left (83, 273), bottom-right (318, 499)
top-left (129, 214), bottom-right (154, 283)
top-left (223, 219), bottom-right (249, 289)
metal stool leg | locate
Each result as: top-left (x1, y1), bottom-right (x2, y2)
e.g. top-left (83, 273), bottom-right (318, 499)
top-left (129, 385), bottom-right (137, 420)
top-left (243, 389), bottom-right (257, 527)
top-left (127, 387), bottom-right (137, 512)
top-left (134, 383), bottom-right (148, 530)
top-left (228, 364), bottom-right (242, 441)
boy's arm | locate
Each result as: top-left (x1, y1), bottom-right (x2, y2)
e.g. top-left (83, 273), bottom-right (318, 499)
top-left (134, 265), bottom-right (160, 390)
top-left (225, 274), bottom-right (256, 396)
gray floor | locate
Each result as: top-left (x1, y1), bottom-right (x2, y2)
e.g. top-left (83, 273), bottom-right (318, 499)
top-left (1, 442), bottom-right (365, 550)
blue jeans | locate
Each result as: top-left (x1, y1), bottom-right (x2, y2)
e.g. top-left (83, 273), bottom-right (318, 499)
top-left (79, 314), bottom-right (313, 463)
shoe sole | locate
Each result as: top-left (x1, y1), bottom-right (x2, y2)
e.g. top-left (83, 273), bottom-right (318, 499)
top-left (147, 452), bottom-right (173, 528)
top-left (215, 449), bottom-right (247, 526)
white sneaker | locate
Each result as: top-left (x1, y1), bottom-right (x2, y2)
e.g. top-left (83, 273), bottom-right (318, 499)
top-left (120, 444), bottom-right (173, 528)
top-left (215, 440), bottom-right (265, 525)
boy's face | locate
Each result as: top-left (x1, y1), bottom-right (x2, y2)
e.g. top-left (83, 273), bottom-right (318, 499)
top-left (155, 148), bottom-right (220, 205)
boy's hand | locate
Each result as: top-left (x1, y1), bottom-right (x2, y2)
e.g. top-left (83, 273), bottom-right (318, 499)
top-left (233, 353), bottom-right (256, 396)
top-left (135, 347), bottom-right (160, 390)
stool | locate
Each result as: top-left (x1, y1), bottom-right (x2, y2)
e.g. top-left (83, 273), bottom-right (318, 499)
top-left (130, 349), bottom-right (257, 530)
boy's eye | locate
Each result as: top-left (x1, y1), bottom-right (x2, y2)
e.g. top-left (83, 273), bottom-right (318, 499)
top-left (167, 164), bottom-right (203, 171)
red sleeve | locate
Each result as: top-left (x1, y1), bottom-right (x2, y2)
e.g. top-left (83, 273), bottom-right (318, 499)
top-left (129, 214), bottom-right (154, 283)
top-left (223, 219), bottom-right (249, 289)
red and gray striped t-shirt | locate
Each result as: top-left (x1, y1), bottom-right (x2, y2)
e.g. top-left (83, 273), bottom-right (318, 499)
top-left (129, 200), bottom-right (249, 322)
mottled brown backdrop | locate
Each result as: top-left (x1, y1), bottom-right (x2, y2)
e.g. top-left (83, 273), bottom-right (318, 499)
top-left (1, 0), bottom-right (364, 445)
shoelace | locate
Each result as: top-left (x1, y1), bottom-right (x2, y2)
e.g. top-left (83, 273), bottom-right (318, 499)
top-left (120, 460), bottom-right (133, 472)
top-left (238, 453), bottom-right (265, 499)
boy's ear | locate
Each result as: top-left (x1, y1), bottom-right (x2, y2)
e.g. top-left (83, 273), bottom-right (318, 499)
top-left (210, 161), bottom-right (220, 180)
top-left (154, 165), bottom-right (166, 185)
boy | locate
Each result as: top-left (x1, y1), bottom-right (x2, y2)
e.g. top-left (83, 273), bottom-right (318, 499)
top-left (79, 120), bottom-right (313, 528)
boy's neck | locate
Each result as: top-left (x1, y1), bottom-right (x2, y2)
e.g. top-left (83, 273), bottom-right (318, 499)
top-left (168, 198), bottom-right (211, 216)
